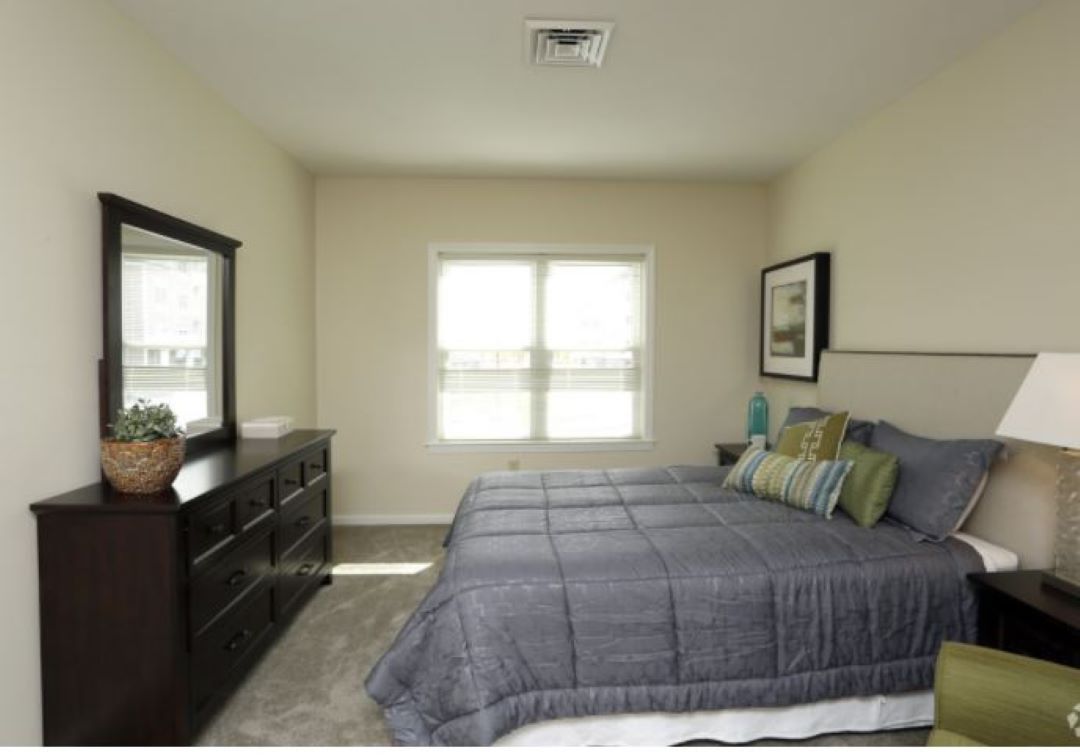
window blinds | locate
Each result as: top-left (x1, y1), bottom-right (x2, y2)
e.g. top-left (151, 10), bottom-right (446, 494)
top-left (436, 253), bottom-right (647, 442)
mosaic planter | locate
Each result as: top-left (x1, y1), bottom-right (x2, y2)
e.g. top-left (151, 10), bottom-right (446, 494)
top-left (100, 436), bottom-right (186, 494)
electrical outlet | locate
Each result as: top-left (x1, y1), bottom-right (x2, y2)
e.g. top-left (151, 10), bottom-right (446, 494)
top-left (508, 459), bottom-right (521, 471)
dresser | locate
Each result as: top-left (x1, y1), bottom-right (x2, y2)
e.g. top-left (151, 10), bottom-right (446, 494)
top-left (30, 430), bottom-right (335, 745)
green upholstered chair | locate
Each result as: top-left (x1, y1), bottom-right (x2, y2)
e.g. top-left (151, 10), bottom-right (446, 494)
top-left (930, 642), bottom-right (1080, 746)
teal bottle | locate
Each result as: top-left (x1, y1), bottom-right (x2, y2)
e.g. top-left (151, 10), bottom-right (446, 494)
top-left (747, 392), bottom-right (769, 449)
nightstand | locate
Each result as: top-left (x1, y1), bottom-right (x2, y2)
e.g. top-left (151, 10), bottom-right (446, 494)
top-left (968, 570), bottom-right (1080, 669)
top-left (714, 442), bottom-right (749, 466)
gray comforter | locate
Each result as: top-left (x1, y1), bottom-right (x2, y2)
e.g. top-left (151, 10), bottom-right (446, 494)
top-left (365, 466), bottom-right (982, 746)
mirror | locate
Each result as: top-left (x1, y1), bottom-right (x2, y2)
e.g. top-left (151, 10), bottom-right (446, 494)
top-left (119, 226), bottom-right (225, 432)
top-left (100, 194), bottom-right (239, 450)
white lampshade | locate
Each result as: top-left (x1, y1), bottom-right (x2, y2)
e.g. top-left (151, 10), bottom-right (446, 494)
top-left (996, 353), bottom-right (1080, 449)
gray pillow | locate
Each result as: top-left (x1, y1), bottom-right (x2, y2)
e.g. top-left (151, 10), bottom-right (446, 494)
top-left (870, 420), bottom-right (1002, 541)
top-left (782, 406), bottom-right (874, 446)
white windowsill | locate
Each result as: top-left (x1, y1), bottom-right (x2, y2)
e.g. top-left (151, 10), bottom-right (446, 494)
top-left (425, 439), bottom-right (656, 454)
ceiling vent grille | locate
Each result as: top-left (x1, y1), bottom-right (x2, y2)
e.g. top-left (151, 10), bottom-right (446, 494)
top-left (525, 20), bottom-right (614, 68)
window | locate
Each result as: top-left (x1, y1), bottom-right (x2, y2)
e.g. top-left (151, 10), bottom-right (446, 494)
top-left (429, 244), bottom-right (654, 450)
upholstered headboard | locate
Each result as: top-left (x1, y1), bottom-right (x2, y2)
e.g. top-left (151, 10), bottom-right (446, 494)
top-left (790, 351), bottom-right (1055, 567)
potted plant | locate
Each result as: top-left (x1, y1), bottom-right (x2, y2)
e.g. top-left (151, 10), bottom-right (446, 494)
top-left (100, 399), bottom-right (186, 494)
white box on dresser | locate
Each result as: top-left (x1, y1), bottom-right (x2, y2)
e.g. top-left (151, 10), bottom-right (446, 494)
top-left (241, 416), bottom-right (294, 439)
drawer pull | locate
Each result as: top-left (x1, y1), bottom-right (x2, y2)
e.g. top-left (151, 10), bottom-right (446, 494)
top-left (297, 563), bottom-right (314, 577)
top-left (224, 628), bottom-right (253, 652)
top-left (226, 569), bottom-right (247, 587)
top-left (248, 498), bottom-right (267, 508)
top-left (295, 516), bottom-right (312, 529)
top-left (309, 463), bottom-right (323, 472)
top-left (284, 478), bottom-right (300, 487)
top-left (207, 522), bottom-right (228, 535)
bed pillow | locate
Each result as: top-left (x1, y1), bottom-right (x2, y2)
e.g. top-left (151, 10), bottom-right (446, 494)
top-left (952, 471), bottom-right (990, 533)
top-left (837, 440), bottom-right (899, 528)
top-left (870, 421), bottom-right (1003, 541)
top-left (723, 448), bottom-right (854, 519)
top-left (776, 411), bottom-right (850, 461)
top-left (782, 406), bottom-right (874, 446)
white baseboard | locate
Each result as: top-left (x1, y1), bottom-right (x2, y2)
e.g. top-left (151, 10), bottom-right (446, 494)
top-left (334, 513), bottom-right (454, 526)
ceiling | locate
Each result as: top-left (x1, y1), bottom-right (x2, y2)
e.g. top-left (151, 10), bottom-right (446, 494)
top-left (111, 0), bottom-right (1039, 181)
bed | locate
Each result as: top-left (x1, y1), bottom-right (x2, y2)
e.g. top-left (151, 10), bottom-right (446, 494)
top-left (366, 465), bottom-right (1007, 746)
top-left (365, 352), bottom-right (1040, 746)
top-left (495, 530), bottom-right (1016, 747)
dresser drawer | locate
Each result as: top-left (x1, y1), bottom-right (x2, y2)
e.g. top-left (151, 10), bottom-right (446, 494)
top-left (192, 587), bottom-right (274, 711)
top-left (191, 529), bottom-right (274, 636)
top-left (278, 525), bottom-right (329, 619)
top-left (279, 461), bottom-right (304, 506)
top-left (279, 485), bottom-right (327, 555)
top-left (236, 475), bottom-right (275, 532)
top-left (188, 498), bottom-right (235, 564)
top-left (302, 446), bottom-right (329, 487)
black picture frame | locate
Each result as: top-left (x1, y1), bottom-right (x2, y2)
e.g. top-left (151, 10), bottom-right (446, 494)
top-left (759, 251), bottom-right (830, 382)
top-left (99, 193), bottom-right (240, 453)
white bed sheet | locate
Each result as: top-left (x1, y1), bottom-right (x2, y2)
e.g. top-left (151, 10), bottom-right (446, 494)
top-left (495, 533), bottom-right (1016, 746)
top-left (953, 531), bottom-right (1019, 572)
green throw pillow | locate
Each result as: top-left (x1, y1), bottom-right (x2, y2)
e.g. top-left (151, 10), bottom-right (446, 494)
top-left (776, 411), bottom-right (850, 461)
top-left (723, 448), bottom-right (854, 519)
top-left (837, 440), bottom-right (899, 527)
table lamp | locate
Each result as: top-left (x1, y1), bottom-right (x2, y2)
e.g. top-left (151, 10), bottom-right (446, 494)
top-left (996, 352), bottom-right (1080, 598)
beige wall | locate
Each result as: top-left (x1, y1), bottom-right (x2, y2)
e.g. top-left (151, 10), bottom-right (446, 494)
top-left (764, 0), bottom-right (1080, 561)
top-left (771, 0), bottom-right (1079, 353)
top-left (0, 0), bottom-right (315, 743)
top-left (766, 0), bottom-right (1080, 432)
top-left (768, 0), bottom-right (1080, 364)
top-left (316, 177), bottom-right (768, 521)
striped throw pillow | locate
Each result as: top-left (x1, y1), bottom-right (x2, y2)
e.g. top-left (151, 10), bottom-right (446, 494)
top-left (722, 448), bottom-right (854, 519)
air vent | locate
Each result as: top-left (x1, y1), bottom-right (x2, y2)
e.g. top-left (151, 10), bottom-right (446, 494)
top-left (525, 20), bottom-right (614, 68)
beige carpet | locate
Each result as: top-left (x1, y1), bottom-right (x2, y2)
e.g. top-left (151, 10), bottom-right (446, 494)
top-left (197, 525), bottom-right (928, 746)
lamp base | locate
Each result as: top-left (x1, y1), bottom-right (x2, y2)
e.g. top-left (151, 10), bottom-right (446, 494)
top-left (1042, 569), bottom-right (1080, 600)
top-left (1047, 450), bottom-right (1080, 600)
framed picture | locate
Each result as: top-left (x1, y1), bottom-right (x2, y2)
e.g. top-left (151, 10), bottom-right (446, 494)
top-left (760, 252), bottom-right (830, 382)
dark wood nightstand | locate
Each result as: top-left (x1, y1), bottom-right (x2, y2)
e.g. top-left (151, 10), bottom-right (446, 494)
top-left (969, 570), bottom-right (1080, 669)
top-left (714, 442), bottom-right (749, 466)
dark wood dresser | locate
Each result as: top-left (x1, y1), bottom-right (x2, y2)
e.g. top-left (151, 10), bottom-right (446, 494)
top-left (30, 430), bottom-right (335, 745)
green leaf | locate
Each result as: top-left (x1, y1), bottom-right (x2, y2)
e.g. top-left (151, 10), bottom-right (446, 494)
top-left (108, 399), bottom-right (179, 442)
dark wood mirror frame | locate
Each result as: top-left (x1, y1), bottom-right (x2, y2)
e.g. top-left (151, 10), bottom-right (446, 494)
top-left (99, 193), bottom-right (240, 453)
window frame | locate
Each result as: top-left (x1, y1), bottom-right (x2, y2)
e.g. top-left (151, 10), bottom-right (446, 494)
top-left (426, 242), bottom-right (656, 453)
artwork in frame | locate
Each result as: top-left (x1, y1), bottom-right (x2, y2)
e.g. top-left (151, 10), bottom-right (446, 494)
top-left (760, 252), bottom-right (830, 382)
